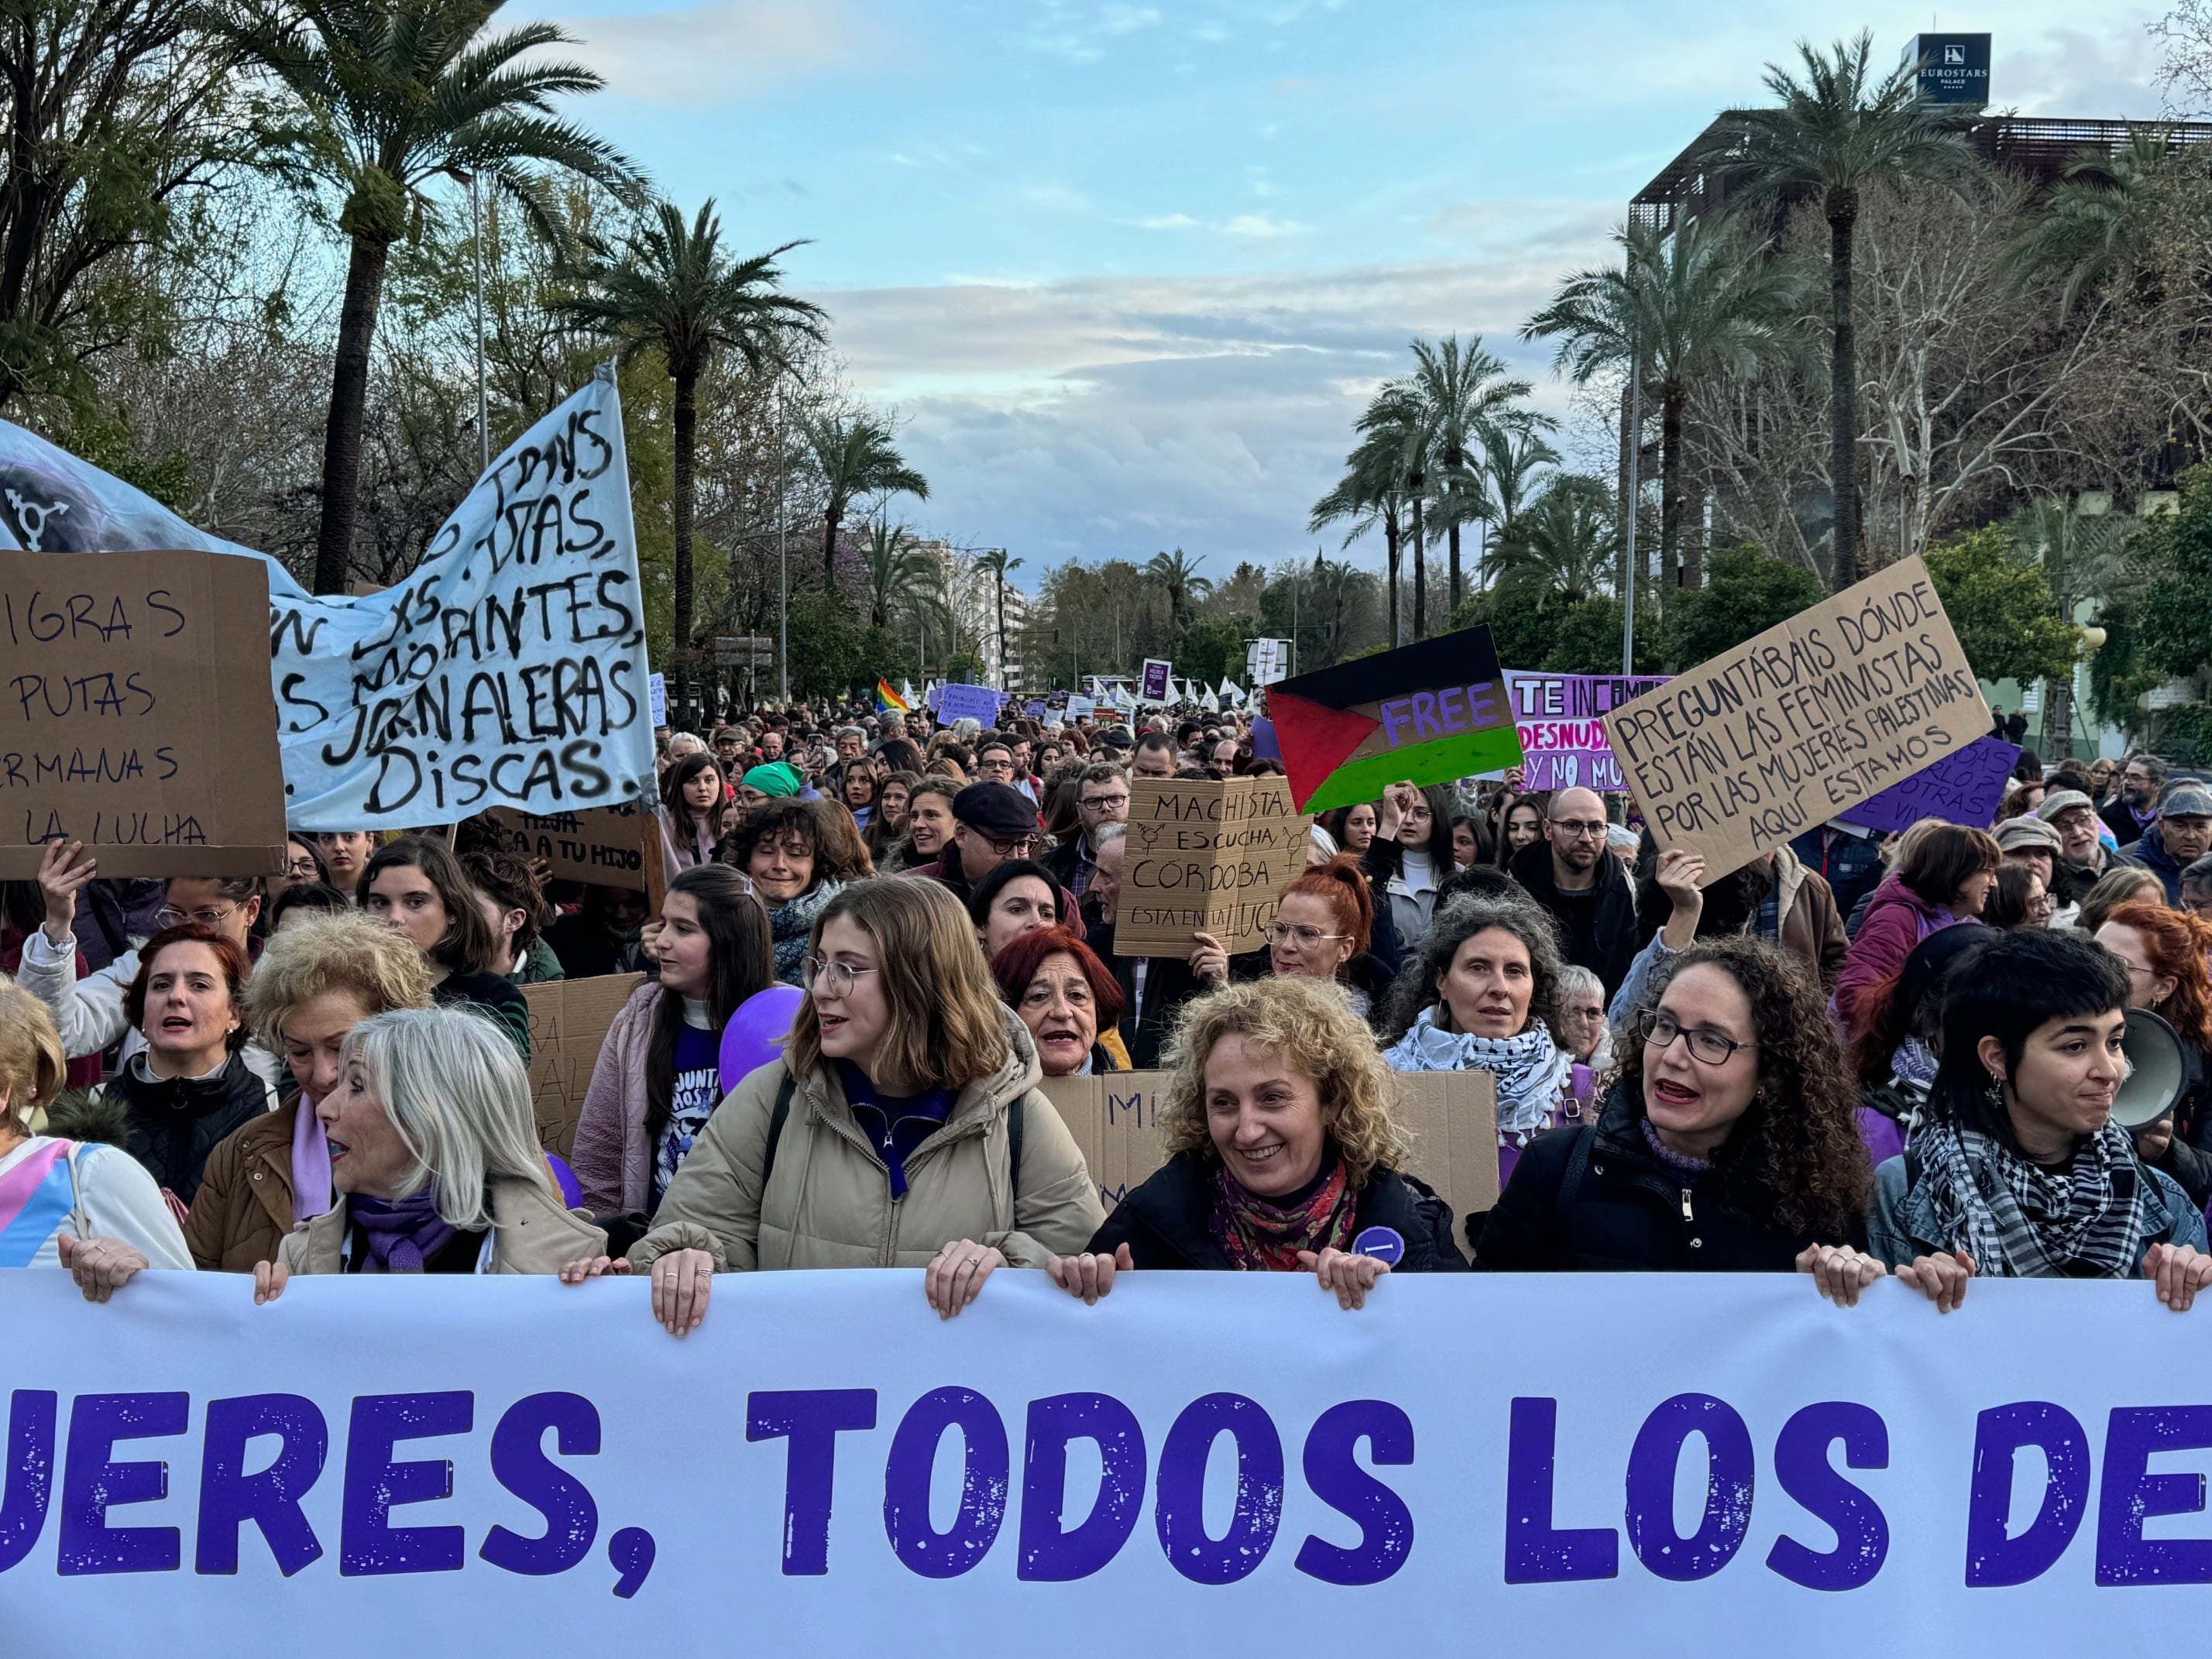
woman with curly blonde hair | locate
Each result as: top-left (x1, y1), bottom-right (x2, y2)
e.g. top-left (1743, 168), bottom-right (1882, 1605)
top-left (1479, 936), bottom-right (1876, 1295)
top-left (1046, 976), bottom-right (1465, 1310)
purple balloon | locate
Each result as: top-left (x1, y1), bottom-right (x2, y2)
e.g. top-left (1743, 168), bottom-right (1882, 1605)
top-left (720, 984), bottom-right (806, 1094)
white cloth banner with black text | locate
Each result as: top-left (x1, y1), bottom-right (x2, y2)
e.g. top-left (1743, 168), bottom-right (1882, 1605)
top-left (0, 370), bottom-right (654, 830)
top-left (1, 1269), bottom-right (2206, 1656)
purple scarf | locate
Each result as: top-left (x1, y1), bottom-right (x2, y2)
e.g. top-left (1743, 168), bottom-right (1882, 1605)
top-left (290, 1097), bottom-right (332, 1228)
top-left (348, 1189), bottom-right (458, 1273)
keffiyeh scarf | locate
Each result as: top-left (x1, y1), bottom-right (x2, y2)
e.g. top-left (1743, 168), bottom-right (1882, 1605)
top-left (1383, 1007), bottom-right (1572, 1139)
top-left (768, 879), bottom-right (843, 984)
top-left (1911, 1118), bottom-right (2155, 1279)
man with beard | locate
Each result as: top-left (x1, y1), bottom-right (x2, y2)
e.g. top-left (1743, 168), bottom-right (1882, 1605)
top-left (1508, 786), bottom-right (1639, 999)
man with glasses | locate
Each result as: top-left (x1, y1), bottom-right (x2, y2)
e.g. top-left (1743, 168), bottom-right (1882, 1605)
top-left (15, 842), bottom-right (274, 1081)
top-left (1507, 785), bottom-right (1639, 999)
top-left (905, 781), bottom-right (1039, 903)
top-left (2102, 752), bottom-right (2169, 849)
top-left (1042, 763), bottom-right (1128, 900)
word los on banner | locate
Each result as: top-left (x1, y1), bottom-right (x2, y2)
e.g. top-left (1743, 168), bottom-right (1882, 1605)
top-left (7, 1379), bottom-right (2202, 1594)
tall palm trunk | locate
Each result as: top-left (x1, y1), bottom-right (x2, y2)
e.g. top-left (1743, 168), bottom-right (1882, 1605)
top-left (672, 366), bottom-right (698, 723)
top-left (1660, 382), bottom-right (1686, 603)
top-left (1443, 439), bottom-right (1465, 613)
top-left (1384, 517), bottom-right (1401, 648)
top-left (1410, 489), bottom-right (1427, 641)
top-left (823, 507), bottom-right (841, 587)
top-left (313, 234), bottom-right (392, 594)
top-left (1826, 185), bottom-right (1861, 591)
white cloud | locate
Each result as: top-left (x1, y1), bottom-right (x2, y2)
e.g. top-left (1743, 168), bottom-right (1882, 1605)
top-left (555, 0), bottom-right (856, 106)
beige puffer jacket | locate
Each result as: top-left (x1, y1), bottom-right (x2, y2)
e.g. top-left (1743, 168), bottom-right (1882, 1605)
top-left (628, 1012), bottom-right (1102, 1272)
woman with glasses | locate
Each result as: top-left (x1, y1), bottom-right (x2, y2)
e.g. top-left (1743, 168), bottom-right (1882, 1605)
top-left (16, 840), bottom-right (278, 1087)
top-left (1983, 862), bottom-right (2052, 932)
top-left (2096, 904), bottom-right (2212, 1208)
top-left (359, 836), bottom-right (531, 1061)
top-left (1478, 936), bottom-right (1877, 1284)
top-left (1866, 929), bottom-right (2212, 1310)
top-left (268, 837), bottom-right (331, 907)
top-left (560, 877), bottom-right (1104, 1333)
top-left (1256, 855), bottom-right (1394, 1020)
top-left (1046, 976), bottom-right (1464, 1303)
top-left (991, 926), bottom-right (1127, 1076)
top-left (726, 800), bottom-right (872, 985)
top-left (1382, 896), bottom-right (1578, 1204)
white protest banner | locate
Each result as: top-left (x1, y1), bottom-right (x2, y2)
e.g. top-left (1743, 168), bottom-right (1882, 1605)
top-left (9, 1270), bottom-right (2212, 1657)
top-left (1603, 557), bottom-right (1989, 881)
top-left (0, 369), bottom-right (656, 831)
top-left (647, 674), bottom-right (667, 729)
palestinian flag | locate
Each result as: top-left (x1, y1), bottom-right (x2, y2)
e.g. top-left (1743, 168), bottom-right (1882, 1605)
top-left (1270, 625), bottom-right (1523, 813)
top-left (874, 677), bottom-right (910, 713)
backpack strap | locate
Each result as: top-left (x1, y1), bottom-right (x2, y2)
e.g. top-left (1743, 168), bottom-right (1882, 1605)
top-left (1008, 1096), bottom-right (1025, 1213)
top-left (758, 1071), bottom-right (798, 1200)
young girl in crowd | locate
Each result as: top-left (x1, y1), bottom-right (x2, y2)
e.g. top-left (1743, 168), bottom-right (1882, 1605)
top-left (360, 836), bottom-right (532, 1060)
top-left (658, 752), bottom-right (726, 873)
top-left (560, 878), bottom-right (1101, 1333)
top-left (572, 866), bottom-right (775, 1218)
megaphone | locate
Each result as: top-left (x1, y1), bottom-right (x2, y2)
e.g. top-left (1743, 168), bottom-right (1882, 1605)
top-left (2113, 1007), bottom-right (2189, 1130)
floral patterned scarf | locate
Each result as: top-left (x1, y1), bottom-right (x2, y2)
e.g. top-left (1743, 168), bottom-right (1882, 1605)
top-left (1207, 1156), bottom-right (1357, 1272)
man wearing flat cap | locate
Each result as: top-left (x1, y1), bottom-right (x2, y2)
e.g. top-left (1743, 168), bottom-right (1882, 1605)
top-left (904, 782), bottom-right (1039, 904)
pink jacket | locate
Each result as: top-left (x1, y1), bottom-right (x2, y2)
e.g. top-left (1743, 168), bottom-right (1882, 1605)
top-left (570, 981), bottom-right (668, 1215)
top-left (1833, 873), bottom-right (1957, 1039)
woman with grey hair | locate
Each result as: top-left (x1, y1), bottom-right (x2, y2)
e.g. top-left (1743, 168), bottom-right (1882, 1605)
top-left (250, 1007), bottom-right (603, 1297)
top-left (1381, 895), bottom-right (1577, 1195)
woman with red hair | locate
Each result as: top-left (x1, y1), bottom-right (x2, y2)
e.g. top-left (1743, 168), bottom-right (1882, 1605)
top-left (991, 926), bottom-right (1128, 1077)
top-left (1262, 854), bottom-right (1396, 1022)
top-left (2096, 902), bottom-right (2212, 1207)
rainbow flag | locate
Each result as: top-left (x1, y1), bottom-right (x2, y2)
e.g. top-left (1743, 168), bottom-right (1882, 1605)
top-left (874, 678), bottom-right (911, 713)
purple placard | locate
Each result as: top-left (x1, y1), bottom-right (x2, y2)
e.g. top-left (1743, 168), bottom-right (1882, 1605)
top-left (1838, 736), bottom-right (2021, 835)
top-left (1140, 658), bottom-right (1172, 702)
top-left (1025, 699), bottom-right (1046, 718)
top-left (936, 682), bottom-right (1002, 726)
top-left (1503, 671), bottom-right (1671, 792)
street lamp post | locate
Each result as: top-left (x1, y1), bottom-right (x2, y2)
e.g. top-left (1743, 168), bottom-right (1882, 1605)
top-left (776, 376), bottom-right (789, 706)
top-left (470, 174), bottom-right (488, 474)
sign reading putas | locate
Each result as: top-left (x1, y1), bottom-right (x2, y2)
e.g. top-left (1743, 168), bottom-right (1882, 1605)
top-left (0, 367), bottom-right (657, 830)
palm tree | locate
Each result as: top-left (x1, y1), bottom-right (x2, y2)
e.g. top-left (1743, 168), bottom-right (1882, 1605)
top-left (1310, 427), bottom-right (1410, 647)
top-left (1524, 215), bottom-right (1804, 597)
top-left (1144, 548), bottom-right (1212, 635)
top-left (557, 199), bottom-right (823, 717)
top-left (1475, 423), bottom-right (1563, 583)
top-left (975, 547), bottom-right (1022, 688)
top-left (1357, 385), bottom-right (1435, 637)
top-left (205, 0), bottom-right (646, 593)
top-left (1698, 30), bottom-right (1973, 590)
top-left (860, 519), bottom-right (934, 630)
top-left (1404, 335), bottom-right (1540, 613)
top-left (1489, 475), bottom-right (1619, 606)
top-left (2005, 132), bottom-right (2176, 313)
top-left (806, 414), bottom-right (928, 587)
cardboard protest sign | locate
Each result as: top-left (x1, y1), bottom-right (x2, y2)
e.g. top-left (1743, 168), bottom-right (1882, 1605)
top-left (0, 373), bottom-right (658, 833)
top-left (0, 550), bottom-right (287, 878)
top-left (522, 972), bottom-right (643, 1157)
top-left (936, 683), bottom-right (1001, 726)
top-left (1116, 776), bottom-right (1311, 956)
top-left (1040, 1068), bottom-right (1498, 1224)
top-left (485, 802), bottom-right (651, 891)
top-left (1505, 671), bottom-right (1671, 792)
top-left (1604, 556), bottom-right (1990, 881)
top-left (1270, 624), bottom-right (1523, 813)
top-left (1140, 658), bottom-right (1172, 702)
top-left (1838, 734), bottom-right (2021, 836)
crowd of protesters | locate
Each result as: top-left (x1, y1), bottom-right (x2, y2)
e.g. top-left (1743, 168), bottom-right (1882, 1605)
top-left (12, 689), bottom-right (2212, 1323)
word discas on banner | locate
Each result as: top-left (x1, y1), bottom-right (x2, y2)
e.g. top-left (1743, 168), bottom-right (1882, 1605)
top-left (1503, 671), bottom-right (1671, 792)
top-left (1116, 776), bottom-right (1310, 956)
top-left (1271, 626), bottom-right (1523, 813)
top-left (9, 1270), bottom-right (2212, 1658)
top-left (0, 370), bottom-right (657, 831)
top-left (1604, 557), bottom-right (1989, 881)
top-left (0, 551), bottom-right (287, 877)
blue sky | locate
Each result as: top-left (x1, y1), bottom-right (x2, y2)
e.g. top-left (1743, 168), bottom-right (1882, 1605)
top-left (517, 0), bottom-right (2169, 589)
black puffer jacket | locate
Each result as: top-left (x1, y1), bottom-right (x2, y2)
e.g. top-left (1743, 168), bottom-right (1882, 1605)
top-left (1475, 1085), bottom-right (1863, 1272)
top-left (1087, 1149), bottom-right (1467, 1271)
top-left (104, 1052), bottom-right (270, 1206)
